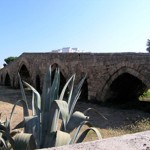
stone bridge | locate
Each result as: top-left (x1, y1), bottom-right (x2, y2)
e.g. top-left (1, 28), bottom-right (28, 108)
top-left (0, 52), bottom-right (150, 102)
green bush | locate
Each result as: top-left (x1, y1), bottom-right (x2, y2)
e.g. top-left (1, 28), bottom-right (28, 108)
top-left (0, 66), bottom-right (103, 149)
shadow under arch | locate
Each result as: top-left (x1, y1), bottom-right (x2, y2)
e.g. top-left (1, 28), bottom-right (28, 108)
top-left (79, 78), bottom-right (88, 101)
top-left (36, 75), bottom-right (41, 94)
top-left (4, 73), bottom-right (11, 86)
top-left (19, 64), bottom-right (31, 84)
top-left (1, 75), bottom-right (3, 84)
top-left (99, 67), bottom-right (148, 103)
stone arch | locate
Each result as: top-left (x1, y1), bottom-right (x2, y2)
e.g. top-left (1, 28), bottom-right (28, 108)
top-left (1, 75), bottom-right (3, 84)
top-left (79, 78), bottom-right (88, 101)
top-left (98, 67), bottom-right (148, 102)
top-left (12, 76), bottom-right (15, 87)
top-left (19, 64), bottom-right (31, 84)
top-left (51, 63), bottom-right (58, 71)
top-left (51, 59), bottom-right (69, 78)
top-left (4, 73), bottom-right (11, 86)
top-left (36, 75), bottom-right (41, 93)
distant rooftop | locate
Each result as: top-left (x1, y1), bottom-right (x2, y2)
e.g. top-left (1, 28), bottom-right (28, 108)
top-left (51, 47), bottom-right (84, 53)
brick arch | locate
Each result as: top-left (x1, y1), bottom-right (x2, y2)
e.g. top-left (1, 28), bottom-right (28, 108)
top-left (51, 63), bottom-right (59, 71)
top-left (4, 72), bottom-right (11, 86)
top-left (0, 71), bottom-right (4, 84)
top-left (18, 63), bottom-right (31, 84)
top-left (79, 78), bottom-right (88, 101)
top-left (50, 59), bottom-right (69, 78)
top-left (98, 67), bottom-right (149, 102)
top-left (0, 75), bottom-right (3, 83)
top-left (32, 67), bottom-right (42, 88)
top-left (33, 62), bottom-right (68, 94)
top-left (35, 74), bottom-right (41, 93)
top-left (50, 62), bottom-right (67, 76)
top-left (18, 59), bottom-right (32, 76)
top-left (2, 68), bottom-right (12, 85)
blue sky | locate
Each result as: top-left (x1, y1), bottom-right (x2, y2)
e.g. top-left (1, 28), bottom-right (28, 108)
top-left (0, 0), bottom-right (150, 67)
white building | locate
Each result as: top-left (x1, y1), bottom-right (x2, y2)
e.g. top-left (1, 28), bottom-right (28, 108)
top-left (52, 47), bottom-right (83, 53)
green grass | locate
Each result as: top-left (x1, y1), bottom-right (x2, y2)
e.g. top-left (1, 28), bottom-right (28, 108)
top-left (140, 89), bottom-right (150, 101)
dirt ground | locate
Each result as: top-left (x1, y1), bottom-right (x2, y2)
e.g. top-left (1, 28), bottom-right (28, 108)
top-left (0, 85), bottom-right (150, 138)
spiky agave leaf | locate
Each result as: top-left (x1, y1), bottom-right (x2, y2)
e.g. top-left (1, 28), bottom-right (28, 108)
top-left (22, 81), bottom-right (41, 147)
top-left (69, 121), bottom-right (92, 144)
top-left (0, 124), bottom-right (7, 131)
top-left (41, 65), bottom-right (52, 112)
top-left (9, 79), bottom-right (41, 148)
top-left (4, 118), bottom-right (9, 132)
top-left (0, 129), bottom-right (16, 149)
top-left (66, 111), bottom-right (89, 133)
top-left (6, 100), bottom-right (29, 131)
top-left (0, 135), bottom-right (9, 150)
top-left (59, 74), bottom-right (87, 127)
top-left (0, 129), bottom-right (15, 149)
top-left (31, 91), bottom-right (36, 116)
top-left (40, 66), bottom-right (52, 147)
top-left (43, 132), bottom-right (55, 148)
top-left (40, 111), bottom-right (51, 148)
top-left (23, 81), bottom-right (41, 117)
top-left (76, 127), bottom-right (102, 143)
top-left (48, 67), bottom-right (60, 108)
top-left (42, 66), bottom-right (60, 112)
top-left (13, 116), bottom-right (40, 147)
top-left (68, 75), bottom-right (87, 117)
top-left (55, 130), bottom-right (71, 147)
top-left (18, 73), bottom-right (29, 116)
top-left (43, 131), bottom-right (71, 148)
top-left (59, 74), bottom-right (75, 101)
top-left (83, 108), bottom-right (107, 120)
top-left (70, 121), bottom-right (102, 144)
top-left (13, 133), bottom-right (36, 150)
top-left (50, 108), bottom-right (60, 132)
top-left (0, 125), bottom-right (7, 148)
top-left (49, 100), bottom-right (69, 132)
top-left (10, 130), bottom-right (20, 138)
top-left (41, 67), bottom-right (60, 147)
top-left (0, 113), bottom-right (5, 126)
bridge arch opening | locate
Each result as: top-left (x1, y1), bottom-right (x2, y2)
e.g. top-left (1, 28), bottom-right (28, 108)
top-left (1, 75), bottom-right (3, 84)
top-left (5, 73), bottom-right (11, 86)
top-left (19, 64), bottom-right (31, 84)
top-left (12, 77), bottom-right (15, 87)
top-left (79, 79), bottom-right (88, 101)
top-left (36, 75), bottom-right (41, 94)
top-left (104, 73), bottom-right (147, 103)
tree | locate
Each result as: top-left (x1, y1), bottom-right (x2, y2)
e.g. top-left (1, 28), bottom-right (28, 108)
top-left (146, 39), bottom-right (150, 53)
top-left (4, 56), bottom-right (17, 66)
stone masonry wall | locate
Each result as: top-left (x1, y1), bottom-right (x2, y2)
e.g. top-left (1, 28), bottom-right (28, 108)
top-left (0, 52), bottom-right (150, 102)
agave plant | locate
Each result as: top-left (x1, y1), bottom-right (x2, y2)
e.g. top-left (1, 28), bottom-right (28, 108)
top-left (0, 65), bottom-right (104, 149)
top-left (0, 113), bottom-right (36, 150)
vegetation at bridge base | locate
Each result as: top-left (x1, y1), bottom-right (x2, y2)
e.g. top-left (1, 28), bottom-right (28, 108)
top-left (0, 65), bottom-right (104, 150)
top-left (140, 89), bottom-right (150, 99)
